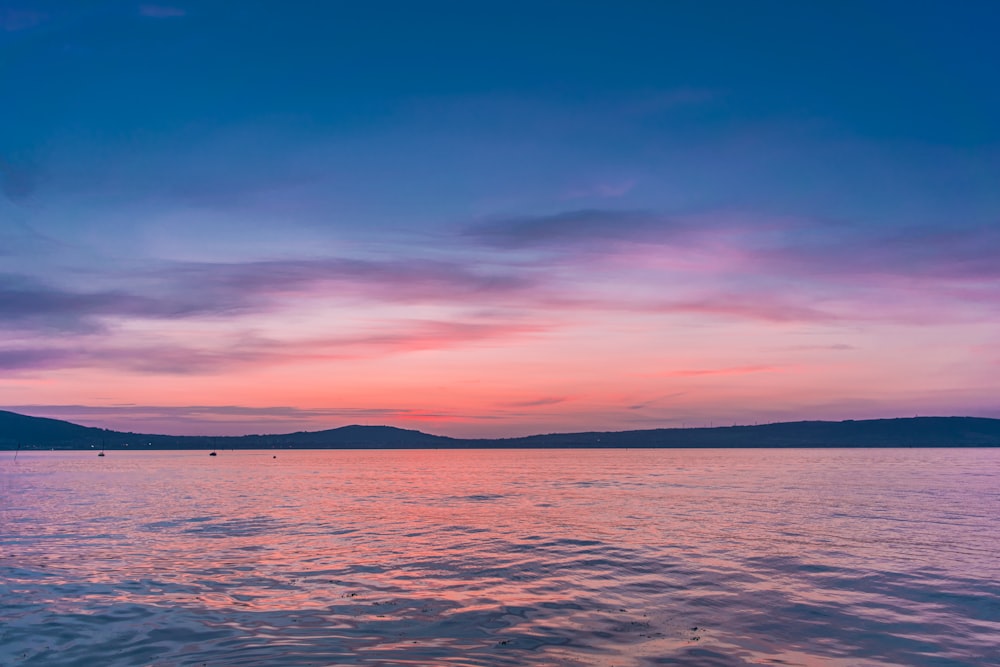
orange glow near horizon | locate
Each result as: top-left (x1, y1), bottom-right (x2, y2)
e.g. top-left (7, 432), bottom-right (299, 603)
top-left (3, 305), bottom-right (997, 438)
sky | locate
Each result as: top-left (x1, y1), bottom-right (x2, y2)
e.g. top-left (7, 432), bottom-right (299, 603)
top-left (1, 1), bottom-right (999, 437)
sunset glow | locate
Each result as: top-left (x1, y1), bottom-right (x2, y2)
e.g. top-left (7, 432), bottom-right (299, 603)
top-left (2, 2), bottom-right (998, 436)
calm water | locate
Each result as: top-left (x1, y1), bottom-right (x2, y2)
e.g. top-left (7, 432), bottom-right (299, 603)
top-left (1, 448), bottom-right (998, 666)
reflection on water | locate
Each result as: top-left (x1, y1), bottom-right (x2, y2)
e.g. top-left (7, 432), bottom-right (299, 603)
top-left (2, 448), bottom-right (999, 666)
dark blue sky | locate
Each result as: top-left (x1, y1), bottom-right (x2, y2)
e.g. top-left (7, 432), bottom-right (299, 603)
top-left (2, 2), bottom-right (999, 436)
top-left (6, 2), bottom-right (998, 144)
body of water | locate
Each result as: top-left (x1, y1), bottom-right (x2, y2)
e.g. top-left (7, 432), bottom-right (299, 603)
top-left (1, 448), bottom-right (998, 666)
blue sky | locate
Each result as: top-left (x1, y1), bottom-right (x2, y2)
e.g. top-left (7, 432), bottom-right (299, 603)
top-left (2, 2), bottom-right (999, 436)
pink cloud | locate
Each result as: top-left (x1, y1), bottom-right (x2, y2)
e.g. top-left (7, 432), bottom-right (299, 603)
top-left (656, 296), bottom-right (837, 323)
top-left (500, 396), bottom-right (570, 408)
top-left (661, 365), bottom-right (784, 377)
top-left (310, 320), bottom-right (550, 358)
top-left (0, 318), bottom-right (551, 375)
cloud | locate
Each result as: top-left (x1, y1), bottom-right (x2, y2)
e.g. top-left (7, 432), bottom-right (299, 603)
top-left (0, 348), bottom-right (76, 371)
top-left (13, 404), bottom-right (414, 421)
top-left (0, 222), bottom-right (65, 255)
top-left (0, 317), bottom-right (548, 375)
top-left (0, 245), bottom-right (552, 375)
top-left (712, 221), bottom-right (1000, 321)
top-left (466, 209), bottom-right (679, 249)
top-left (564, 179), bottom-right (637, 200)
top-left (468, 205), bottom-right (1000, 287)
top-left (0, 9), bottom-right (46, 32)
top-left (532, 289), bottom-right (842, 324)
top-left (464, 207), bottom-right (1000, 325)
top-left (158, 256), bottom-right (534, 302)
top-left (0, 157), bottom-right (37, 203)
top-left (758, 222), bottom-right (1000, 283)
top-left (7, 342), bottom-right (221, 375)
top-left (0, 254), bottom-right (537, 335)
top-left (314, 319), bottom-right (548, 357)
top-left (0, 273), bottom-right (164, 333)
top-left (660, 365), bottom-right (782, 377)
top-left (7, 202), bottom-right (999, 386)
top-left (621, 89), bottom-right (718, 115)
top-left (500, 396), bottom-right (569, 408)
top-left (138, 5), bottom-right (186, 18)
top-left (650, 295), bottom-right (839, 323)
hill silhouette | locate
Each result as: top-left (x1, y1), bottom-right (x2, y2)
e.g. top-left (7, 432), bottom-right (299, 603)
top-left (3, 410), bottom-right (1000, 450)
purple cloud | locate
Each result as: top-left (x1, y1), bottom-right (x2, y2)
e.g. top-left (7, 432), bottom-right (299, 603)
top-left (465, 206), bottom-right (1000, 323)
top-left (758, 223), bottom-right (1000, 282)
top-left (467, 207), bottom-right (1000, 286)
top-left (0, 348), bottom-right (76, 371)
top-left (649, 294), bottom-right (840, 323)
top-left (0, 255), bottom-right (537, 335)
top-left (0, 274), bottom-right (165, 333)
top-left (0, 316), bottom-right (548, 375)
top-left (156, 256), bottom-right (534, 302)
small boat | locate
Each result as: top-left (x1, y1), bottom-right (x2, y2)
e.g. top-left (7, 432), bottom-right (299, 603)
top-left (98, 441), bottom-right (105, 457)
top-left (209, 451), bottom-right (217, 456)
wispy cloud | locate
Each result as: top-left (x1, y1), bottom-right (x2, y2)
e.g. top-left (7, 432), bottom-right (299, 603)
top-left (0, 273), bottom-right (165, 333)
top-left (564, 179), bottom-right (637, 200)
top-left (660, 365), bottom-right (783, 377)
top-left (138, 5), bottom-right (186, 19)
top-left (758, 223), bottom-right (1000, 283)
top-left (9, 403), bottom-right (412, 421)
top-left (621, 88), bottom-right (718, 115)
top-left (500, 396), bottom-right (570, 408)
top-left (465, 209), bottom-right (678, 249)
top-left (0, 8), bottom-right (46, 32)
top-left (0, 255), bottom-right (537, 335)
top-left (647, 295), bottom-right (840, 324)
top-left (467, 206), bottom-right (1000, 285)
top-left (0, 348), bottom-right (76, 371)
top-left (0, 318), bottom-right (548, 374)
top-left (0, 156), bottom-right (38, 202)
top-left (463, 206), bottom-right (1000, 324)
top-left (9, 204), bottom-right (998, 364)
top-left (156, 256), bottom-right (535, 303)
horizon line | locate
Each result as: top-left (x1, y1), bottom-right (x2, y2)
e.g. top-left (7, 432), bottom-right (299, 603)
top-left (2, 408), bottom-right (995, 441)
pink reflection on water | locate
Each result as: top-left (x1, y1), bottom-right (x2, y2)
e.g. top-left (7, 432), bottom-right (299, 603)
top-left (2, 448), bottom-right (999, 666)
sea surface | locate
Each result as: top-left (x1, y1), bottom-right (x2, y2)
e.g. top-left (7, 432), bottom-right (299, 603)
top-left (1, 448), bottom-right (998, 666)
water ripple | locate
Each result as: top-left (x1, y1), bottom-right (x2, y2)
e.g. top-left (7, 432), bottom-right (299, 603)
top-left (2, 448), bottom-right (999, 666)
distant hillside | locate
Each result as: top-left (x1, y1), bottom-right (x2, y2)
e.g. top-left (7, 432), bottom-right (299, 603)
top-left (241, 425), bottom-right (456, 449)
top-left (2, 410), bottom-right (999, 450)
top-left (480, 417), bottom-right (1000, 448)
top-left (0, 410), bottom-right (456, 450)
top-left (0, 410), bottom-right (107, 447)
